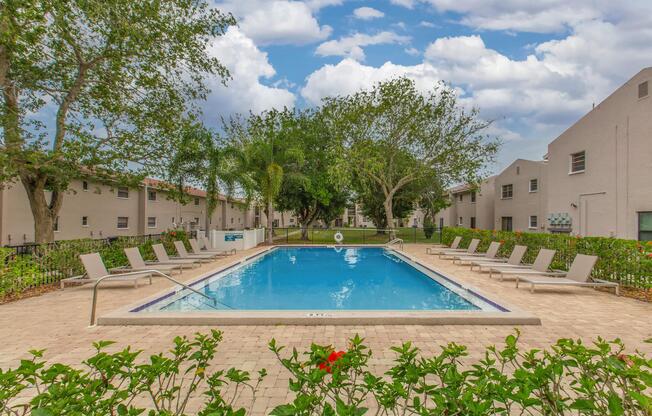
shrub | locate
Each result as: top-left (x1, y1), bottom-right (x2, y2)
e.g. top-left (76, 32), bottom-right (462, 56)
top-left (423, 217), bottom-right (435, 239)
top-left (442, 227), bottom-right (652, 289)
top-left (1, 331), bottom-right (650, 415)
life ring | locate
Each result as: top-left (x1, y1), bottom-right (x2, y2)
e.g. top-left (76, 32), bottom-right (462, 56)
top-left (334, 232), bottom-right (344, 243)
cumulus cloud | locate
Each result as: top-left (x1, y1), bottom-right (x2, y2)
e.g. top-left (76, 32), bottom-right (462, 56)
top-left (215, 0), bottom-right (332, 45)
top-left (315, 31), bottom-right (410, 61)
top-left (405, 47), bottom-right (420, 56)
top-left (353, 7), bottom-right (385, 20)
top-left (203, 27), bottom-right (296, 118)
top-left (389, 0), bottom-right (415, 8)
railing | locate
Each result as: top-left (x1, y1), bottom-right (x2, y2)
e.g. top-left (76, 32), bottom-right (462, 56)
top-left (89, 269), bottom-right (221, 325)
top-left (271, 226), bottom-right (443, 245)
top-left (0, 233), bottom-right (190, 300)
top-left (387, 238), bottom-right (404, 250)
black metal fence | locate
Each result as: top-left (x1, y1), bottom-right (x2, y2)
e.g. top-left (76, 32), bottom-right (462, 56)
top-left (271, 227), bottom-right (443, 245)
top-left (1, 234), bottom-right (169, 298)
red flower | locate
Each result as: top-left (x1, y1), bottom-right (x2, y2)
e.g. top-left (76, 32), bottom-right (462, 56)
top-left (647, 253), bottom-right (652, 258)
top-left (617, 353), bottom-right (635, 367)
top-left (318, 350), bottom-right (346, 373)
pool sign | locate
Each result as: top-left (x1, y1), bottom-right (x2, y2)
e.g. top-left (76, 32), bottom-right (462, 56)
top-left (224, 233), bottom-right (243, 241)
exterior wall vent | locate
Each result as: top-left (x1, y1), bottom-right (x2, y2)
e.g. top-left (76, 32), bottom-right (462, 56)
top-left (639, 81), bottom-right (649, 99)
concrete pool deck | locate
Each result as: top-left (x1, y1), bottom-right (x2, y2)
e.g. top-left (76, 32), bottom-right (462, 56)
top-left (1, 244), bottom-right (650, 414)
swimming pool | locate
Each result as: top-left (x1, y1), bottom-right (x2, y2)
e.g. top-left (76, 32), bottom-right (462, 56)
top-left (100, 246), bottom-right (540, 325)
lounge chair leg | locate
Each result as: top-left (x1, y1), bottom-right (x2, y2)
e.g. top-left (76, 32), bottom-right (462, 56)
top-left (515, 279), bottom-right (519, 288)
top-left (616, 286), bottom-right (620, 296)
top-left (530, 283), bottom-right (535, 293)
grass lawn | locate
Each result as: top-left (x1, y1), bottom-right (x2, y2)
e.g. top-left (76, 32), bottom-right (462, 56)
top-left (274, 227), bottom-right (442, 245)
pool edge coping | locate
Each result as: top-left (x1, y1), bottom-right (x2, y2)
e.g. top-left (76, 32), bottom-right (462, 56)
top-left (97, 245), bottom-right (541, 326)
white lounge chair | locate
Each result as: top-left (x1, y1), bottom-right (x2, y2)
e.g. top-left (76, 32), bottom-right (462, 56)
top-left (488, 249), bottom-right (558, 281)
top-left (516, 254), bottom-right (619, 295)
top-left (61, 253), bottom-right (153, 288)
top-left (426, 236), bottom-right (462, 254)
top-left (173, 241), bottom-right (215, 262)
top-left (439, 239), bottom-right (480, 259)
top-left (121, 247), bottom-right (183, 275)
top-left (189, 238), bottom-right (231, 256)
top-left (152, 244), bottom-right (202, 268)
top-left (451, 241), bottom-right (502, 264)
top-left (470, 245), bottom-right (527, 271)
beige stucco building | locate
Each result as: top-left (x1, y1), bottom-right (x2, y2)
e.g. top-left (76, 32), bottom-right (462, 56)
top-left (0, 178), bottom-right (256, 246)
top-left (546, 67), bottom-right (652, 239)
top-left (494, 159), bottom-right (548, 232)
top-left (434, 177), bottom-right (496, 230)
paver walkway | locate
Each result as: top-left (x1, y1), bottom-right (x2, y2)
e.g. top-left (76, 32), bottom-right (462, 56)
top-left (1, 244), bottom-right (650, 414)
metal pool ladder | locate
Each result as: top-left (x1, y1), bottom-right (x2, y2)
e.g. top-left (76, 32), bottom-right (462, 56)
top-left (387, 238), bottom-right (404, 250)
top-left (89, 270), bottom-right (217, 326)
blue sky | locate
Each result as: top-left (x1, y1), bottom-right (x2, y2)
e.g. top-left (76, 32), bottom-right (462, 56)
top-left (206, 0), bottom-right (652, 173)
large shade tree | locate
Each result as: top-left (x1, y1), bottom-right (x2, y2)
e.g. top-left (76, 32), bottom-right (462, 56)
top-left (275, 109), bottom-right (349, 240)
top-left (0, 0), bottom-right (236, 242)
top-left (325, 77), bottom-right (499, 238)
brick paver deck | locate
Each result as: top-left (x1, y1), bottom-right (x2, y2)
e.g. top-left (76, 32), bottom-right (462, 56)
top-left (1, 244), bottom-right (650, 414)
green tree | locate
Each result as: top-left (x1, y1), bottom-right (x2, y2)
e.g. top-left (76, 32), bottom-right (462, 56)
top-left (326, 77), bottom-right (499, 239)
top-left (0, 0), bottom-right (236, 242)
top-left (166, 121), bottom-right (251, 235)
top-left (226, 109), bottom-right (302, 244)
top-left (275, 109), bottom-right (349, 240)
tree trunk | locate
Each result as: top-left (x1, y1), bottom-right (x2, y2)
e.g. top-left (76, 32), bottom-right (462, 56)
top-left (20, 175), bottom-right (63, 243)
top-left (266, 200), bottom-right (274, 244)
top-left (300, 225), bottom-right (309, 240)
top-left (383, 197), bottom-right (396, 240)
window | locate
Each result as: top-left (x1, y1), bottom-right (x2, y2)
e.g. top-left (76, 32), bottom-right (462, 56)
top-left (148, 190), bottom-right (157, 201)
top-left (81, 216), bottom-right (88, 227)
top-left (117, 217), bottom-right (129, 229)
top-left (458, 216), bottom-right (463, 226)
top-left (171, 217), bottom-right (175, 224)
top-left (501, 184), bottom-right (513, 199)
top-left (570, 151), bottom-right (585, 174)
top-left (471, 192), bottom-right (476, 203)
top-left (639, 212), bottom-right (652, 241)
top-left (529, 215), bottom-right (538, 229)
top-left (529, 179), bottom-right (538, 193)
top-left (290, 218), bottom-right (295, 223)
top-left (439, 218), bottom-right (444, 228)
top-left (470, 217), bottom-right (476, 228)
top-left (147, 217), bottom-right (157, 228)
top-left (194, 197), bottom-right (200, 206)
top-left (458, 194), bottom-right (463, 202)
top-left (501, 217), bottom-right (513, 231)
top-left (639, 81), bottom-right (649, 99)
top-left (117, 187), bottom-right (129, 198)
top-left (82, 181), bottom-right (88, 191)
top-left (272, 219), bottom-right (279, 227)
top-left (53, 216), bottom-right (60, 232)
top-left (231, 217), bottom-right (234, 224)
top-left (194, 217), bottom-right (200, 224)
top-left (516, 166), bottom-right (520, 175)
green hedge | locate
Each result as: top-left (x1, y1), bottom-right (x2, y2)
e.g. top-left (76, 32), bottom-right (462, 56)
top-left (1, 331), bottom-right (650, 415)
top-left (0, 230), bottom-right (191, 299)
top-left (442, 227), bottom-right (652, 289)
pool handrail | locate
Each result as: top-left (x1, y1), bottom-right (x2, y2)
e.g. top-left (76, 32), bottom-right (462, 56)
top-left (387, 238), bottom-right (404, 250)
top-left (90, 269), bottom-right (219, 326)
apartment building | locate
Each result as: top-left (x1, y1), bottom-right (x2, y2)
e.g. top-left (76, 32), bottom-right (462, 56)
top-left (0, 178), bottom-right (255, 245)
top-left (546, 67), bottom-right (652, 239)
top-left (434, 177), bottom-right (496, 230)
top-left (494, 159), bottom-right (548, 232)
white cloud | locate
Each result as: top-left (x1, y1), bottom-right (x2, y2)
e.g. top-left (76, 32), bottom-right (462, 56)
top-left (204, 27), bottom-right (295, 117)
top-left (405, 47), bottom-right (420, 56)
top-left (353, 7), bottom-right (385, 20)
top-left (215, 0), bottom-right (332, 45)
top-left (315, 31), bottom-right (410, 61)
top-left (419, 21), bottom-right (436, 28)
top-left (304, 0), bottom-right (344, 10)
top-left (390, 0), bottom-right (415, 8)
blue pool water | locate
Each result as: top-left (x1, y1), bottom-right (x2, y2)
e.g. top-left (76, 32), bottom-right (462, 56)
top-left (151, 247), bottom-right (483, 311)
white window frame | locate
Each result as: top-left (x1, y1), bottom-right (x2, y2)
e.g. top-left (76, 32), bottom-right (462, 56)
top-left (529, 178), bottom-right (538, 193)
top-left (569, 151), bottom-right (586, 174)
top-left (501, 184), bottom-right (513, 199)
top-left (194, 197), bottom-right (200, 206)
top-left (148, 190), bottom-right (157, 201)
top-left (117, 216), bottom-right (129, 229)
top-left (117, 186), bottom-right (130, 199)
top-left (529, 215), bottom-right (538, 229)
top-left (147, 216), bottom-right (157, 228)
top-left (81, 216), bottom-right (89, 227)
top-left (470, 192), bottom-right (476, 203)
top-left (458, 216), bottom-right (463, 226)
top-left (53, 216), bottom-right (60, 232)
top-left (82, 181), bottom-right (89, 191)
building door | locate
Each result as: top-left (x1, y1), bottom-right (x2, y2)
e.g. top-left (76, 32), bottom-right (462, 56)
top-left (439, 218), bottom-right (444, 228)
top-left (470, 217), bottom-right (476, 229)
top-left (639, 212), bottom-right (652, 241)
top-left (501, 217), bottom-right (513, 231)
